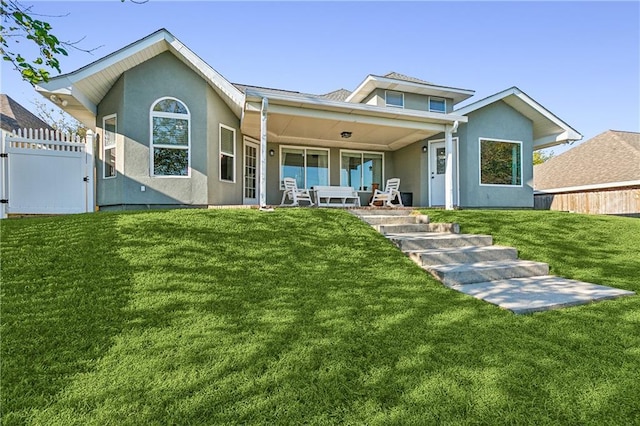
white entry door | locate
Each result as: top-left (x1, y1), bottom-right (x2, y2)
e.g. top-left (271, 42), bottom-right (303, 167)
top-left (429, 141), bottom-right (446, 206)
top-left (243, 139), bottom-right (260, 205)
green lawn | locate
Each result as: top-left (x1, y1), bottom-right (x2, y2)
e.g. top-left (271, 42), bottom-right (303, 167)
top-left (1, 208), bottom-right (638, 425)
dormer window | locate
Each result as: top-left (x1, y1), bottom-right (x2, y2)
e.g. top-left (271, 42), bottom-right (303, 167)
top-left (385, 91), bottom-right (404, 108)
top-left (429, 97), bottom-right (446, 113)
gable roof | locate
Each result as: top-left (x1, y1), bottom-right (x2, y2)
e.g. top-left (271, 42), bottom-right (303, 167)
top-left (345, 73), bottom-right (475, 105)
top-left (534, 130), bottom-right (640, 192)
top-left (455, 87), bottom-right (582, 149)
top-left (0, 94), bottom-right (53, 133)
top-left (35, 29), bottom-right (244, 127)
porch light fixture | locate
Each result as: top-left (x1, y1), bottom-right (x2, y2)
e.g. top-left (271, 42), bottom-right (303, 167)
top-left (269, 149), bottom-right (275, 156)
top-left (341, 131), bottom-right (352, 139)
top-left (422, 146), bottom-right (428, 153)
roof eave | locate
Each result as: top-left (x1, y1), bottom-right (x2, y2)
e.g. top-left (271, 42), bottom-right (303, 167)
top-left (34, 29), bottom-right (245, 126)
top-left (345, 75), bottom-right (475, 105)
top-left (245, 89), bottom-right (468, 124)
top-left (457, 86), bottom-right (582, 149)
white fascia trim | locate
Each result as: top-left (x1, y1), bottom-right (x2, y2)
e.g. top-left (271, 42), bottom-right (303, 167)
top-left (245, 89), bottom-right (468, 124)
top-left (166, 36), bottom-right (244, 114)
top-left (36, 29), bottom-right (244, 117)
top-left (344, 75), bottom-right (376, 103)
top-left (456, 87), bottom-right (582, 143)
top-left (345, 75), bottom-right (475, 104)
top-left (40, 30), bottom-right (170, 87)
top-left (534, 180), bottom-right (640, 194)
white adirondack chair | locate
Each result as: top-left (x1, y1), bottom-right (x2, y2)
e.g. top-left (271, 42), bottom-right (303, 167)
top-left (280, 177), bottom-right (314, 206)
top-left (370, 178), bottom-right (403, 207)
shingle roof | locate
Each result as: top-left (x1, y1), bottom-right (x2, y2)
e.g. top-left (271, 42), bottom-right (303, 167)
top-left (0, 94), bottom-right (53, 133)
top-left (320, 89), bottom-right (351, 102)
top-left (380, 72), bottom-right (435, 86)
top-left (534, 130), bottom-right (640, 190)
top-left (233, 83), bottom-right (317, 99)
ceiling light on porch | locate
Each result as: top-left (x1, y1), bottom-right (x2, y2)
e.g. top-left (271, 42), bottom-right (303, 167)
top-left (341, 131), bottom-right (352, 139)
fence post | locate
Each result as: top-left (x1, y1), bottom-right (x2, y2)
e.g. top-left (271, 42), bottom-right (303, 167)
top-left (1, 130), bottom-right (7, 219)
top-left (84, 130), bottom-right (96, 213)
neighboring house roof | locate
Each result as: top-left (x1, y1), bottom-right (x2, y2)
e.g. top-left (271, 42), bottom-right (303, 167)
top-left (534, 130), bottom-right (640, 193)
top-left (0, 94), bottom-right (53, 133)
top-left (455, 86), bottom-right (582, 149)
top-left (35, 28), bottom-right (245, 127)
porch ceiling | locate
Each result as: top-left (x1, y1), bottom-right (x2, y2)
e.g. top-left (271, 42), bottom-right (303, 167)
top-left (242, 92), bottom-right (467, 151)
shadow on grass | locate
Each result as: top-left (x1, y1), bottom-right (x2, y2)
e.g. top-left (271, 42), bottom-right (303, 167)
top-left (1, 213), bottom-right (134, 425)
top-left (3, 209), bottom-right (639, 424)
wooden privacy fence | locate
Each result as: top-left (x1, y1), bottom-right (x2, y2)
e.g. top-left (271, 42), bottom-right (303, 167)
top-left (1, 128), bottom-right (95, 218)
top-left (534, 186), bottom-right (640, 215)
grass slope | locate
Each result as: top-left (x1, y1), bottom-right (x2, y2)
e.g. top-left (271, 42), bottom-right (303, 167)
top-left (1, 209), bottom-right (638, 425)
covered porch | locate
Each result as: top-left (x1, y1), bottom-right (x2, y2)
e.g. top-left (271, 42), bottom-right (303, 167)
top-left (241, 89), bottom-right (467, 209)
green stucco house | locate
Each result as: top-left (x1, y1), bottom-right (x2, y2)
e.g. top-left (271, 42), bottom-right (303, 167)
top-left (35, 29), bottom-right (581, 210)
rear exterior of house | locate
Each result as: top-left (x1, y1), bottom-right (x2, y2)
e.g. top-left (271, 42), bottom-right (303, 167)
top-left (35, 29), bottom-right (581, 211)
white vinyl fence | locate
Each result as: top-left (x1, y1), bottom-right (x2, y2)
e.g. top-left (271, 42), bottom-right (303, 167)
top-left (1, 128), bottom-right (95, 218)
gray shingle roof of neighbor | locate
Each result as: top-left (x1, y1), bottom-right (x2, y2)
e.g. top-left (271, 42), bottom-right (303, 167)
top-left (379, 72), bottom-right (435, 86)
top-left (0, 94), bottom-right (53, 133)
top-left (320, 89), bottom-right (352, 102)
top-left (534, 130), bottom-right (640, 190)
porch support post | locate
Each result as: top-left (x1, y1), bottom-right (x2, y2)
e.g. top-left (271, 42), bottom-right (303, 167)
top-left (259, 97), bottom-right (268, 208)
top-left (444, 121), bottom-right (458, 211)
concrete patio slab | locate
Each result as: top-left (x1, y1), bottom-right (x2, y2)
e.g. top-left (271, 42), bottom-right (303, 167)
top-left (452, 275), bottom-right (635, 314)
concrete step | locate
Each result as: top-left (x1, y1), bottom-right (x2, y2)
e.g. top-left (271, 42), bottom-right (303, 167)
top-left (360, 215), bottom-right (422, 225)
top-left (350, 209), bottom-right (412, 216)
top-left (408, 245), bottom-right (518, 266)
top-left (426, 260), bottom-right (550, 287)
top-left (376, 222), bottom-right (459, 234)
top-left (389, 233), bottom-right (493, 251)
top-left (453, 275), bottom-right (636, 314)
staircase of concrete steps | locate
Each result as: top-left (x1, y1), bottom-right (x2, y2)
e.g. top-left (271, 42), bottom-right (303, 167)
top-left (350, 209), bottom-right (549, 288)
top-left (349, 209), bottom-right (634, 313)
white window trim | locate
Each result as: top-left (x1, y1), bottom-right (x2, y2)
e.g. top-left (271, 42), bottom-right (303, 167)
top-left (428, 96), bottom-right (447, 113)
top-left (102, 113), bottom-right (117, 179)
top-left (478, 137), bottom-right (523, 188)
top-left (279, 145), bottom-right (330, 189)
top-left (385, 90), bottom-right (404, 108)
top-left (219, 123), bottom-right (236, 183)
top-left (149, 96), bottom-right (191, 178)
top-left (339, 149), bottom-right (385, 192)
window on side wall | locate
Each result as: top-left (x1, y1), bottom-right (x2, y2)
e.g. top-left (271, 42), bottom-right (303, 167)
top-left (479, 138), bottom-right (522, 186)
top-left (385, 91), bottom-right (404, 108)
top-left (280, 146), bottom-right (329, 189)
top-left (340, 150), bottom-right (384, 191)
top-left (220, 124), bottom-right (236, 182)
top-left (103, 114), bottom-right (117, 179)
top-left (150, 97), bottom-right (190, 177)
top-left (429, 97), bottom-right (446, 113)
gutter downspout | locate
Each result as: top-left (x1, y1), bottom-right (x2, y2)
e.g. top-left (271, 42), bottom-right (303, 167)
top-left (259, 97), bottom-right (268, 209)
top-left (444, 120), bottom-right (458, 210)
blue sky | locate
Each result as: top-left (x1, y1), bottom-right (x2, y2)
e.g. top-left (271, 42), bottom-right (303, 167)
top-left (2, 1), bottom-right (639, 155)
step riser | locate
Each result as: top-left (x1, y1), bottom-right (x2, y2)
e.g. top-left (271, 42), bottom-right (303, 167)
top-left (393, 236), bottom-right (493, 250)
top-left (376, 223), bottom-right (455, 234)
top-left (429, 263), bottom-right (550, 287)
top-left (362, 216), bottom-right (421, 225)
top-left (414, 247), bottom-right (518, 266)
top-left (350, 209), bottom-right (412, 216)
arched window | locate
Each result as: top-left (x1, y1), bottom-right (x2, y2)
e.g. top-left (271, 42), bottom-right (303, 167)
top-left (150, 97), bottom-right (190, 176)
